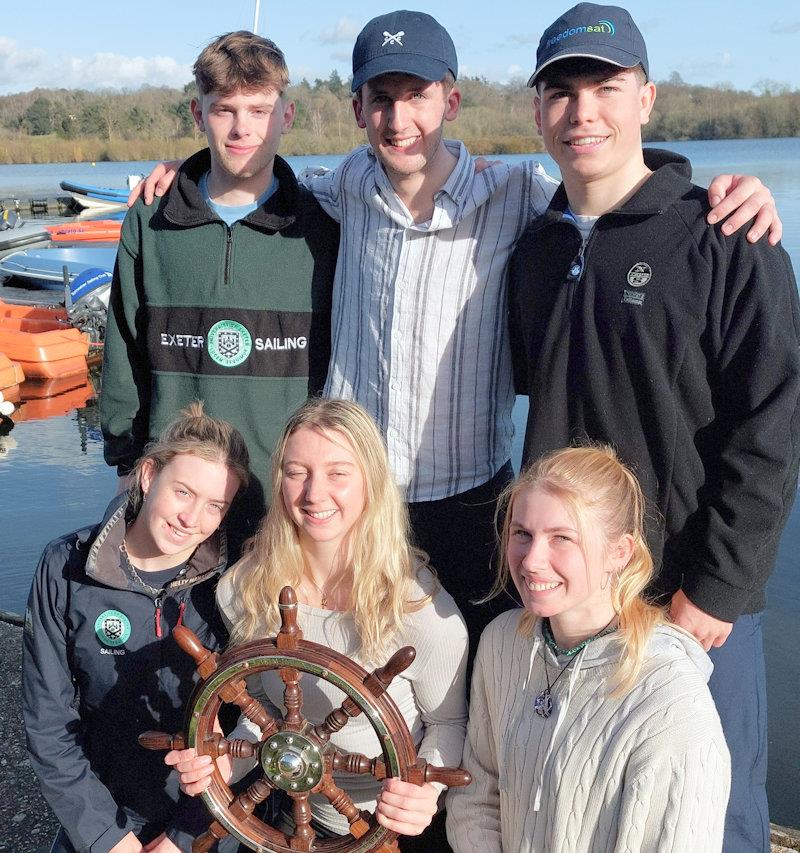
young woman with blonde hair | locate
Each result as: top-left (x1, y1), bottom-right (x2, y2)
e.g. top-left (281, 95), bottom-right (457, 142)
top-left (447, 445), bottom-right (730, 853)
top-left (24, 402), bottom-right (249, 853)
top-left (167, 398), bottom-right (468, 851)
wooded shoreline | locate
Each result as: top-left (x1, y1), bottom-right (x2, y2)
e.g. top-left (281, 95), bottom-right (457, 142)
top-left (1, 74), bottom-right (798, 164)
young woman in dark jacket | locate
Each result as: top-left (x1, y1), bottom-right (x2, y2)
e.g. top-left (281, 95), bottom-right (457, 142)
top-left (23, 403), bottom-right (249, 853)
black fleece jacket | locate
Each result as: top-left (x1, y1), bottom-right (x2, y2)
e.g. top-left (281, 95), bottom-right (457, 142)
top-left (509, 150), bottom-right (800, 621)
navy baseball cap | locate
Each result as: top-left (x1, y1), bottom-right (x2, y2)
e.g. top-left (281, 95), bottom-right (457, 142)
top-left (351, 10), bottom-right (458, 92)
top-left (528, 3), bottom-right (649, 87)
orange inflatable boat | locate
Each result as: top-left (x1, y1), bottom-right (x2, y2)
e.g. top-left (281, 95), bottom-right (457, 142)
top-left (0, 301), bottom-right (88, 379)
top-left (0, 352), bottom-right (24, 392)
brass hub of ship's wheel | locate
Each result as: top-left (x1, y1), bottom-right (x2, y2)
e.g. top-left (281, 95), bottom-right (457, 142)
top-left (139, 586), bottom-right (471, 853)
top-left (260, 731), bottom-right (324, 792)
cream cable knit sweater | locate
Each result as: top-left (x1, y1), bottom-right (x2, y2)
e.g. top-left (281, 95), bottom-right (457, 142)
top-left (447, 610), bottom-right (730, 853)
top-left (216, 563), bottom-right (468, 835)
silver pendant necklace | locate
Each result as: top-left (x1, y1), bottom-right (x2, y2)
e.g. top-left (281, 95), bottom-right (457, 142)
top-left (534, 652), bottom-right (579, 718)
top-left (534, 616), bottom-right (618, 718)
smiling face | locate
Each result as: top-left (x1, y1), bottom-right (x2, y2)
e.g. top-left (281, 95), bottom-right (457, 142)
top-left (534, 65), bottom-right (656, 201)
top-left (190, 87), bottom-right (295, 201)
top-left (353, 73), bottom-right (460, 183)
top-left (128, 453), bottom-right (241, 570)
top-left (281, 426), bottom-right (367, 556)
top-left (507, 486), bottom-right (629, 642)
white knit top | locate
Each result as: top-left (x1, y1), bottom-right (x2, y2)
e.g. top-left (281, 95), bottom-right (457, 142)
top-left (216, 563), bottom-right (468, 834)
top-left (446, 610), bottom-right (730, 853)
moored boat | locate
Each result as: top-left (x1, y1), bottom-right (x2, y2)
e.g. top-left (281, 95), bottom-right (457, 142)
top-left (0, 353), bottom-right (24, 392)
top-left (0, 221), bottom-right (50, 257)
top-left (58, 180), bottom-right (132, 202)
top-left (0, 319), bottom-right (88, 380)
top-left (0, 247), bottom-right (117, 290)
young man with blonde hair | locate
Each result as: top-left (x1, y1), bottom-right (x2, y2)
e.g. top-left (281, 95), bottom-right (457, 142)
top-left (102, 31), bottom-right (338, 558)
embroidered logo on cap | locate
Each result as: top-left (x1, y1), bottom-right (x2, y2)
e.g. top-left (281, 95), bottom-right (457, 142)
top-left (626, 262), bottom-right (652, 287)
top-left (207, 320), bottom-right (253, 367)
top-left (95, 610), bottom-right (131, 647)
top-left (382, 31), bottom-right (405, 47)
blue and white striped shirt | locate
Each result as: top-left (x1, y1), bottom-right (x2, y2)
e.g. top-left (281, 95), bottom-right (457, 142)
top-left (305, 141), bottom-right (557, 502)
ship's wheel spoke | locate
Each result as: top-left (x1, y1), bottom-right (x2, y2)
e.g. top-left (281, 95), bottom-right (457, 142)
top-left (317, 776), bottom-right (371, 839)
top-left (288, 792), bottom-right (316, 851)
top-left (330, 749), bottom-right (387, 780)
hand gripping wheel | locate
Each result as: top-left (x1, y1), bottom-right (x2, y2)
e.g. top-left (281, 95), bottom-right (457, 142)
top-left (140, 586), bottom-right (471, 852)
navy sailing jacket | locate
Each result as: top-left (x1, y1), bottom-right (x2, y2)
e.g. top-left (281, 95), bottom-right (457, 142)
top-left (23, 497), bottom-right (227, 851)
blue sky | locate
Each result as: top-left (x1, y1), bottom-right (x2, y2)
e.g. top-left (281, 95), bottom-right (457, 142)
top-left (1, 1), bottom-right (798, 96)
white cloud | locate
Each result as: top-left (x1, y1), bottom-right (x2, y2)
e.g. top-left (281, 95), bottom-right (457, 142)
top-left (770, 19), bottom-right (800, 35)
top-left (0, 38), bottom-right (192, 94)
top-left (319, 18), bottom-right (360, 45)
top-left (674, 51), bottom-right (733, 84)
top-left (503, 32), bottom-right (540, 47)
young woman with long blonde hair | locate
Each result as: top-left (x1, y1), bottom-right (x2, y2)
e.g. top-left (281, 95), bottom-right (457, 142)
top-left (167, 399), bottom-right (468, 850)
top-left (447, 445), bottom-right (730, 853)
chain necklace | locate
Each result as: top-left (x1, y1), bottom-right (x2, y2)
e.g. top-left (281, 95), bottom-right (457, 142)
top-left (534, 615), bottom-right (618, 718)
top-left (303, 568), bottom-right (349, 610)
top-left (119, 539), bottom-right (188, 596)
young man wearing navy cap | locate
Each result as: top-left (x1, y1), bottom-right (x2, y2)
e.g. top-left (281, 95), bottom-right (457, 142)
top-left (508, 5), bottom-right (800, 851)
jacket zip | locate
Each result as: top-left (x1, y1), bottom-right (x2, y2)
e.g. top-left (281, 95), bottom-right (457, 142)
top-left (153, 593), bottom-right (187, 639)
top-left (224, 226), bottom-right (233, 286)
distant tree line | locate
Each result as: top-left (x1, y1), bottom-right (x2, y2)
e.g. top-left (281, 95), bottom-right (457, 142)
top-left (0, 72), bottom-right (797, 164)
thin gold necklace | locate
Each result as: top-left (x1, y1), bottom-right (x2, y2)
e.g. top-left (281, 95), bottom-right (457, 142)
top-left (303, 568), bottom-right (349, 610)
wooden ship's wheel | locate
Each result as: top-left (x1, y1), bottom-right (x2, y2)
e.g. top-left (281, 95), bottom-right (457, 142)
top-left (140, 586), bottom-right (471, 852)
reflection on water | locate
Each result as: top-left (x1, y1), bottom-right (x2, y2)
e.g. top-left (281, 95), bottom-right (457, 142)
top-left (0, 379), bottom-right (118, 613)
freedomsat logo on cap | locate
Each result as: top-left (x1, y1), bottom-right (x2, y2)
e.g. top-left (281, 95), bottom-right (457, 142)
top-left (351, 9), bottom-right (458, 92)
top-left (528, 2), bottom-right (649, 87)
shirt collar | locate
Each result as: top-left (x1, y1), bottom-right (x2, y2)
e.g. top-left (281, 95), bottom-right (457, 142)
top-left (367, 139), bottom-right (509, 230)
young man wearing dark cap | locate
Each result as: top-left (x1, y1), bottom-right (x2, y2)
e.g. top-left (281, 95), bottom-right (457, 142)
top-left (508, 5), bottom-right (800, 852)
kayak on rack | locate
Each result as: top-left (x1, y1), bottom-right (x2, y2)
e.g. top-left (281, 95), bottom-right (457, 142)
top-left (59, 180), bottom-right (132, 202)
top-left (46, 220), bottom-right (121, 243)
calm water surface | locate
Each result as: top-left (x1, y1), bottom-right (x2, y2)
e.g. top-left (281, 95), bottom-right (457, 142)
top-left (1, 138), bottom-right (798, 825)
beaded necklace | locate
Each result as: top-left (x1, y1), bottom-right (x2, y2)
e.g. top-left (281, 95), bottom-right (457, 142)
top-left (534, 616), bottom-right (618, 718)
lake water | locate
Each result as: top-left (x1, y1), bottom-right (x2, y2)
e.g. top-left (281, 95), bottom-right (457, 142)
top-left (1, 137), bottom-right (799, 826)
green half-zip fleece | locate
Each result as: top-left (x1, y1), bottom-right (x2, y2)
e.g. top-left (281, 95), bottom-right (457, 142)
top-left (101, 149), bottom-right (339, 545)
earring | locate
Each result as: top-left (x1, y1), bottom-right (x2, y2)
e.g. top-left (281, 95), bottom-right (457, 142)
top-left (600, 572), bottom-right (612, 591)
